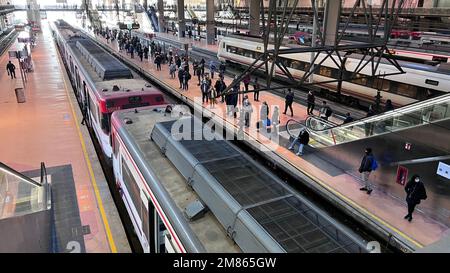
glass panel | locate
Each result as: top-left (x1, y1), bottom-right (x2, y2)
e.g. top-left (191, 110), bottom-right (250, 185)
top-left (300, 94), bottom-right (450, 148)
top-left (0, 162), bottom-right (46, 220)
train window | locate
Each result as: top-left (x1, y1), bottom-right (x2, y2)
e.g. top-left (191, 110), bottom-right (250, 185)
top-left (237, 48), bottom-right (245, 56)
top-left (122, 161), bottom-right (141, 214)
top-left (425, 79), bottom-right (439, 86)
top-left (101, 113), bottom-right (111, 134)
top-left (281, 58), bottom-right (291, 68)
top-left (319, 67), bottom-right (332, 77)
top-left (396, 83), bottom-right (418, 98)
top-left (351, 74), bottom-right (368, 85)
top-left (226, 45), bottom-right (237, 53)
top-left (291, 61), bottom-right (303, 70)
top-left (243, 49), bottom-right (254, 58)
top-left (372, 78), bottom-right (390, 91)
top-left (155, 95), bottom-right (163, 103)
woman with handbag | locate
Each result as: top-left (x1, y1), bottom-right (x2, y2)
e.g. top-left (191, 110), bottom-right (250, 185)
top-left (404, 175), bottom-right (427, 222)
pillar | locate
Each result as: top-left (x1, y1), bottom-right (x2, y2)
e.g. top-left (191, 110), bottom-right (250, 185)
top-left (26, 0), bottom-right (41, 28)
top-left (248, 0), bottom-right (260, 36)
top-left (206, 0), bottom-right (215, 44)
top-left (157, 0), bottom-right (165, 32)
top-left (177, 0), bottom-right (186, 38)
top-left (322, 0), bottom-right (341, 46)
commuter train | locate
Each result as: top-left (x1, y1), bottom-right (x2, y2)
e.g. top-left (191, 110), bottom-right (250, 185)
top-left (218, 35), bottom-right (450, 107)
top-left (52, 20), bottom-right (167, 159)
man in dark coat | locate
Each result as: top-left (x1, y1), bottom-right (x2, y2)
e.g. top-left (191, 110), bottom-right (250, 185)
top-left (178, 68), bottom-right (184, 89)
top-left (404, 175), bottom-right (427, 222)
top-left (283, 88), bottom-right (294, 116)
top-left (288, 128), bottom-right (309, 156)
top-left (359, 148), bottom-right (375, 195)
top-left (6, 61), bottom-right (16, 79)
top-left (214, 77), bottom-right (226, 103)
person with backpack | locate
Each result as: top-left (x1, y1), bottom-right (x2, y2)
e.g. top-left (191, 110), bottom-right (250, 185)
top-left (319, 101), bottom-right (332, 120)
top-left (358, 148), bottom-right (377, 195)
top-left (243, 74), bottom-right (251, 92)
top-left (283, 89), bottom-right (294, 117)
top-left (288, 128), bottom-right (310, 156)
top-left (404, 174), bottom-right (427, 222)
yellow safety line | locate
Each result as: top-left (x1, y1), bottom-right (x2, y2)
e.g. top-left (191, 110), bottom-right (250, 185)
top-left (55, 43), bottom-right (118, 253)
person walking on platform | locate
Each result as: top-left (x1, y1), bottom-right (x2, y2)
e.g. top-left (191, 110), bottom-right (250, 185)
top-left (307, 90), bottom-right (315, 115)
top-left (243, 74), bottom-right (251, 92)
top-left (272, 106), bottom-right (280, 136)
top-left (6, 61), bottom-right (16, 79)
top-left (319, 101), bottom-right (332, 121)
top-left (175, 55), bottom-right (182, 68)
top-left (404, 175), bottom-right (427, 222)
top-left (243, 95), bottom-right (253, 127)
top-left (196, 65), bottom-right (203, 86)
top-left (288, 128), bottom-right (309, 156)
top-left (214, 77), bottom-right (226, 103)
top-left (253, 78), bottom-right (260, 101)
top-left (343, 112), bottom-right (354, 124)
top-left (358, 148), bottom-right (377, 195)
top-left (200, 58), bottom-right (205, 76)
top-left (182, 69), bottom-right (191, 91)
top-left (169, 63), bottom-right (177, 79)
top-left (201, 74), bottom-right (212, 103)
top-left (283, 89), bottom-right (294, 117)
top-left (209, 61), bottom-right (217, 79)
top-left (178, 68), bottom-right (184, 89)
top-left (81, 101), bottom-right (88, 126)
top-left (219, 62), bottom-right (226, 77)
top-left (192, 59), bottom-right (198, 76)
top-left (364, 105), bottom-right (376, 136)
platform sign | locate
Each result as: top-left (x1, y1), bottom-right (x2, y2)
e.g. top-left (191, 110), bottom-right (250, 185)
top-left (437, 161), bottom-right (450, 180)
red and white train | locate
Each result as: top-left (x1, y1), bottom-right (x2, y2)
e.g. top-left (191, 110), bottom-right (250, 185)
top-left (52, 20), bottom-right (168, 159)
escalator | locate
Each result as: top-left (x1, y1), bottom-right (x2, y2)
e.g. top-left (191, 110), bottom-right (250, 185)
top-left (146, 6), bottom-right (159, 32)
top-left (287, 94), bottom-right (450, 148)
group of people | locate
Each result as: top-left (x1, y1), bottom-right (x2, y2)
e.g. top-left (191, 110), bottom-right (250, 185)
top-left (96, 28), bottom-right (428, 223)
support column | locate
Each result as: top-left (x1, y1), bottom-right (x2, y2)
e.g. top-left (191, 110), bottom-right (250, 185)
top-left (206, 0), bottom-right (215, 44)
top-left (177, 0), bottom-right (186, 38)
top-left (26, 0), bottom-right (41, 28)
top-left (248, 0), bottom-right (260, 36)
top-left (157, 0), bottom-right (164, 32)
top-left (322, 0), bottom-right (341, 46)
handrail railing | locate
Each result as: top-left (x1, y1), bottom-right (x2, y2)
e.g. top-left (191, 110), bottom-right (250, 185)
top-left (297, 93), bottom-right (450, 148)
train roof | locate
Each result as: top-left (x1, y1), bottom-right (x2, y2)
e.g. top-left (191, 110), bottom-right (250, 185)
top-left (54, 21), bottom-right (159, 99)
top-left (113, 107), bottom-right (368, 253)
top-left (112, 107), bottom-right (241, 253)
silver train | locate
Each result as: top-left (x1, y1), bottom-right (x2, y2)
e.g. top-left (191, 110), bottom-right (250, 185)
top-left (217, 35), bottom-right (450, 107)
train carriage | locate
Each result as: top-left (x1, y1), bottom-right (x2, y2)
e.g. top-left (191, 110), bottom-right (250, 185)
top-left (52, 20), bottom-right (167, 159)
top-left (218, 35), bottom-right (450, 107)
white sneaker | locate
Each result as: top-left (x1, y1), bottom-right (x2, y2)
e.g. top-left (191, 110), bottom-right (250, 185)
top-left (288, 146), bottom-right (293, 150)
top-left (296, 152), bottom-right (303, 156)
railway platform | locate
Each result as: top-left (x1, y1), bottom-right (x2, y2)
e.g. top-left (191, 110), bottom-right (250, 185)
top-left (89, 31), bottom-right (450, 252)
top-left (0, 22), bottom-right (130, 253)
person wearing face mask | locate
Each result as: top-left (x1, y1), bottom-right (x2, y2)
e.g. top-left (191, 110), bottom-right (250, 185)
top-left (404, 175), bottom-right (427, 222)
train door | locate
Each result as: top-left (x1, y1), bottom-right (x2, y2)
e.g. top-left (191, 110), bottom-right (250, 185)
top-left (142, 196), bottom-right (171, 253)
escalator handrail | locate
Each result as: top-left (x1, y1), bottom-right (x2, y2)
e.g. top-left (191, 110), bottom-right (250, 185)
top-left (305, 93), bottom-right (450, 133)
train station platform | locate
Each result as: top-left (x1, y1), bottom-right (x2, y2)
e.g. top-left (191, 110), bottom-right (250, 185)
top-left (89, 31), bottom-right (450, 252)
top-left (0, 22), bottom-right (130, 253)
